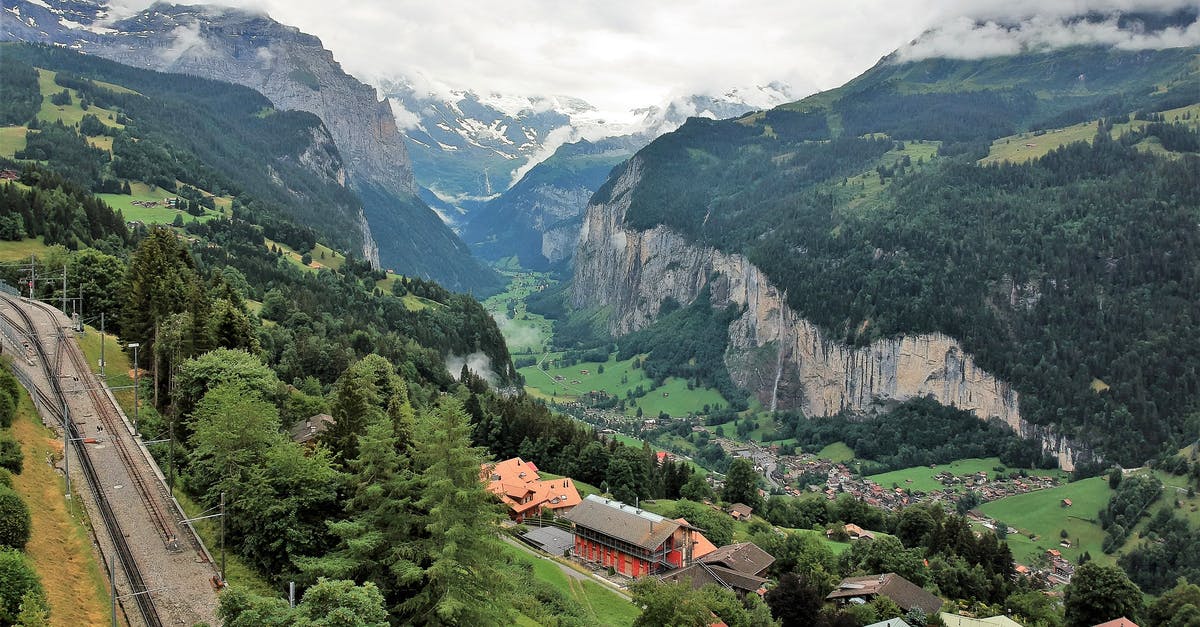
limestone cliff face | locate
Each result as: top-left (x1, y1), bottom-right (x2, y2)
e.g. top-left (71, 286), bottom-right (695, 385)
top-left (573, 159), bottom-right (1082, 469)
top-left (74, 4), bottom-right (409, 265)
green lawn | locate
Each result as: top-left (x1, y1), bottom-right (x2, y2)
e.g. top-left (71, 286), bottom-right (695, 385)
top-left (499, 543), bottom-right (638, 626)
top-left (866, 457), bottom-right (1064, 495)
top-left (98, 182), bottom-right (222, 225)
top-left (816, 442), bottom-right (855, 462)
top-left (979, 477), bottom-right (1113, 566)
top-left (520, 353), bottom-right (727, 418)
top-left (36, 69), bottom-right (126, 129)
top-left (0, 237), bottom-right (51, 262)
top-left (0, 125), bottom-right (27, 157)
top-left (980, 103), bottom-right (1200, 165)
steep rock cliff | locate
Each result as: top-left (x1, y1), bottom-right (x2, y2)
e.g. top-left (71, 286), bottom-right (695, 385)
top-left (573, 160), bottom-right (1083, 469)
top-left (2, 0), bottom-right (501, 292)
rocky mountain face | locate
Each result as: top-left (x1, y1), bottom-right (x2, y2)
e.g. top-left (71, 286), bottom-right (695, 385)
top-left (572, 160), bottom-right (1085, 469)
top-left (2, 0), bottom-right (500, 293)
top-left (383, 77), bottom-right (795, 229)
top-left (461, 136), bottom-right (642, 269)
top-left (454, 87), bottom-right (795, 267)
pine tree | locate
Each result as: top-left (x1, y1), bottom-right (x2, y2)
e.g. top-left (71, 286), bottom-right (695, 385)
top-left (399, 398), bottom-right (513, 625)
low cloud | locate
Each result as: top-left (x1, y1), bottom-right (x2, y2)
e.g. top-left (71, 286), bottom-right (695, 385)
top-left (900, 11), bottom-right (1200, 61)
top-left (160, 23), bottom-right (214, 64)
top-left (445, 351), bottom-right (498, 385)
top-left (492, 314), bottom-right (542, 350)
top-left (387, 98), bottom-right (423, 130)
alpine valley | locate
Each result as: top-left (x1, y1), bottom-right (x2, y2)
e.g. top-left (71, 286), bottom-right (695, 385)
top-left (1, 2), bottom-right (1199, 627)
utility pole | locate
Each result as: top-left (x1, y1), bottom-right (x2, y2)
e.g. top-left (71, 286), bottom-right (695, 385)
top-left (109, 551), bottom-right (116, 627)
top-left (219, 491), bottom-right (226, 583)
top-left (100, 313), bottom-right (105, 380)
top-left (29, 254), bottom-right (35, 299)
top-left (59, 334), bottom-right (71, 499)
top-left (61, 265), bottom-right (67, 313)
top-left (128, 343), bottom-right (139, 435)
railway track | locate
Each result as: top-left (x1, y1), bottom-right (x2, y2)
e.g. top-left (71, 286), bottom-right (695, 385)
top-left (0, 295), bottom-right (164, 627)
top-left (51, 313), bottom-right (178, 547)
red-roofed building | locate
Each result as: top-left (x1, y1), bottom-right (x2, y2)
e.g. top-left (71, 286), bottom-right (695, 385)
top-left (1092, 619), bottom-right (1138, 627)
top-left (482, 457), bottom-right (582, 522)
top-left (564, 495), bottom-right (700, 577)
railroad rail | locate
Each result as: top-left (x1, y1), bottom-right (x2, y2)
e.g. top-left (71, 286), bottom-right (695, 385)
top-left (0, 294), bottom-right (164, 627)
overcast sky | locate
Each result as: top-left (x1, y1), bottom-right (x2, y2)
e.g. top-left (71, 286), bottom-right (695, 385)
top-left (109, 0), bottom-right (1199, 114)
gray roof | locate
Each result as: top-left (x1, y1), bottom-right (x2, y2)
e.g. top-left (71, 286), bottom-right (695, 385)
top-left (563, 495), bottom-right (680, 550)
top-left (827, 573), bottom-right (943, 615)
top-left (660, 562), bottom-right (768, 594)
top-left (521, 526), bottom-right (575, 556)
top-left (700, 542), bottom-right (775, 576)
top-left (289, 413), bottom-right (334, 444)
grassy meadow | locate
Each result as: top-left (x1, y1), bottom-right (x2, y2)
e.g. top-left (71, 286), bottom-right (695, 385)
top-left (7, 386), bottom-right (111, 626)
top-left (499, 542), bottom-right (638, 626)
top-left (979, 477), bottom-right (1112, 566)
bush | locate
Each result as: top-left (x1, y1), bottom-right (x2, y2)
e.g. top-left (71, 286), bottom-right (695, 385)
top-left (0, 469), bottom-right (10, 488)
top-left (0, 434), bottom-right (21, 474)
top-left (0, 548), bottom-right (44, 625)
top-left (0, 488), bottom-right (31, 550)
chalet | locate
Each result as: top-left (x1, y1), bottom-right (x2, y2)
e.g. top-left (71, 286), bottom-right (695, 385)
top-left (659, 542), bottom-right (774, 596)
top-left (827, 573), bottom-right (943, 616)
top-left (826, 523), bottom-right (875, 540)
top-left (288, 413), bottom-right (335, 445)
top-left (482, 457), bottom-right (582, 522)
top-left (563, 495), bottom-right (700, 577)
top-left (1061, 498), bottom-right (1073, 507)
top-left (865, 620), bottom-right (912, 627)
top-left (729, 503), bottom-right (754, 521)
top-left (939, 614), bottom-right (1024, 627)
top-left (1092, 619), bottom-right (1139, 627)
top-left (0, 170), bottom-right (20, 181)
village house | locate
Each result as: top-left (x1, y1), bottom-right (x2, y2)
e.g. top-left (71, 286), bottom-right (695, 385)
top-left (563, 495), bottom-right (702, 577)
top-left (482, 457), bottom-right (582, 523)
top-left (826, 573), bottom-right (943, 616)
top-left (288, 413), bottom-right (335, 446)
top-left (660, 542), bottom-right (775, 597)
top-left (729, 503), bottom-right (754, 521)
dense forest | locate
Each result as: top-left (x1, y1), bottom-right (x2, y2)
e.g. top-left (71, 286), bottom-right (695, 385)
top-left (619, 106), bottom-right (1200, 465)
top-left (0, 44), bottom-right (370, 255)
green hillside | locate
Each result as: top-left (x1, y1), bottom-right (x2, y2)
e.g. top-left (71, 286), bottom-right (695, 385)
top-left (597, 43), bottom-right (1200, 467)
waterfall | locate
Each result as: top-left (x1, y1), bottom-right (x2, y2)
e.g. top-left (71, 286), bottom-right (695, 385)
top-left (769, 294), bottom-right (786, 412)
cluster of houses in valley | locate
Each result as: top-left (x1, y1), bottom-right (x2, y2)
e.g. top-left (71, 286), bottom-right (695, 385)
top-left (130, 197), bottom-right (179, 208)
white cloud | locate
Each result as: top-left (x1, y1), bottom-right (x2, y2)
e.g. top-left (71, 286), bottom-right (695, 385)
top-left (387, 97), bottom-right (422, 130)
top-left (101, 1), bottom-right (1198, 114)
top-left (900, 12), bottom-right (1200, 61)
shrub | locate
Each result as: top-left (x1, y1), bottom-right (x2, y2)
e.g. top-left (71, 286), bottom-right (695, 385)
top-left (0, 488), bottom-right (31, 550)
top-left (0, 548), bottom-right (44, 625)
top-left (0, 434), bottom-right (22, 474)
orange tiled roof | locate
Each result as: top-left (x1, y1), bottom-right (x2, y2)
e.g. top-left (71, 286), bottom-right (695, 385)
top-left (482, 457), bottom-right (581, 516)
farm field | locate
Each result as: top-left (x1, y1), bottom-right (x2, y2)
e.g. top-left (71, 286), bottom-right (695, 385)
top-left (980, 103), bottom-right (1200, 165)
top-left (867, 457), bottom-right (1064, 494)
top-left (816, 442), bottom-right (855, 463)
top-left (0, 125), bottom-right (27, 157)
top-left (520, 352), bottom-right (727, 418)
top-left (97, 181), bottom-right (222, 224)
top-left (0, 237), bottom-right (51, 262)
top-left (482, 270), bottom-right (555, 355)
top-left (979, 477), bottom-right (1112, 566)
top-left (35, 69), bottom-right (126, 129)
top-left (839, 138), bottom-right (941, 211)
top-left (7, 387), bottom-right (110, 626)
top-left (499, 542), bottom-right (638, 627)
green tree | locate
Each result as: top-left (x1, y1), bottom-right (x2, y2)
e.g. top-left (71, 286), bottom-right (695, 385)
top-left (15, 589), bottom-right (50, 627)
top-left (723, 457), bottom-right (762, 509)
top-left (1147, 579), bottom-right (1200, 627)
top-left (398, 398), bottom-right (514, 625)
top-left (674, 500), bottom-right (734, 547)
top-left (0, 548), bottom-right (43, 625)
top-left (680, 473), bottom-right (715, 502)
top-left (631, 579), bottom-right (716, 627)
top-left (765, 573), bottom-right (828, 627)
top-left (1064, 562), bottom-right (1143, 627)
top-left (0, 488), bottom-right (32, 550)
top-left (218, 578), bottom-right (388, 627)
